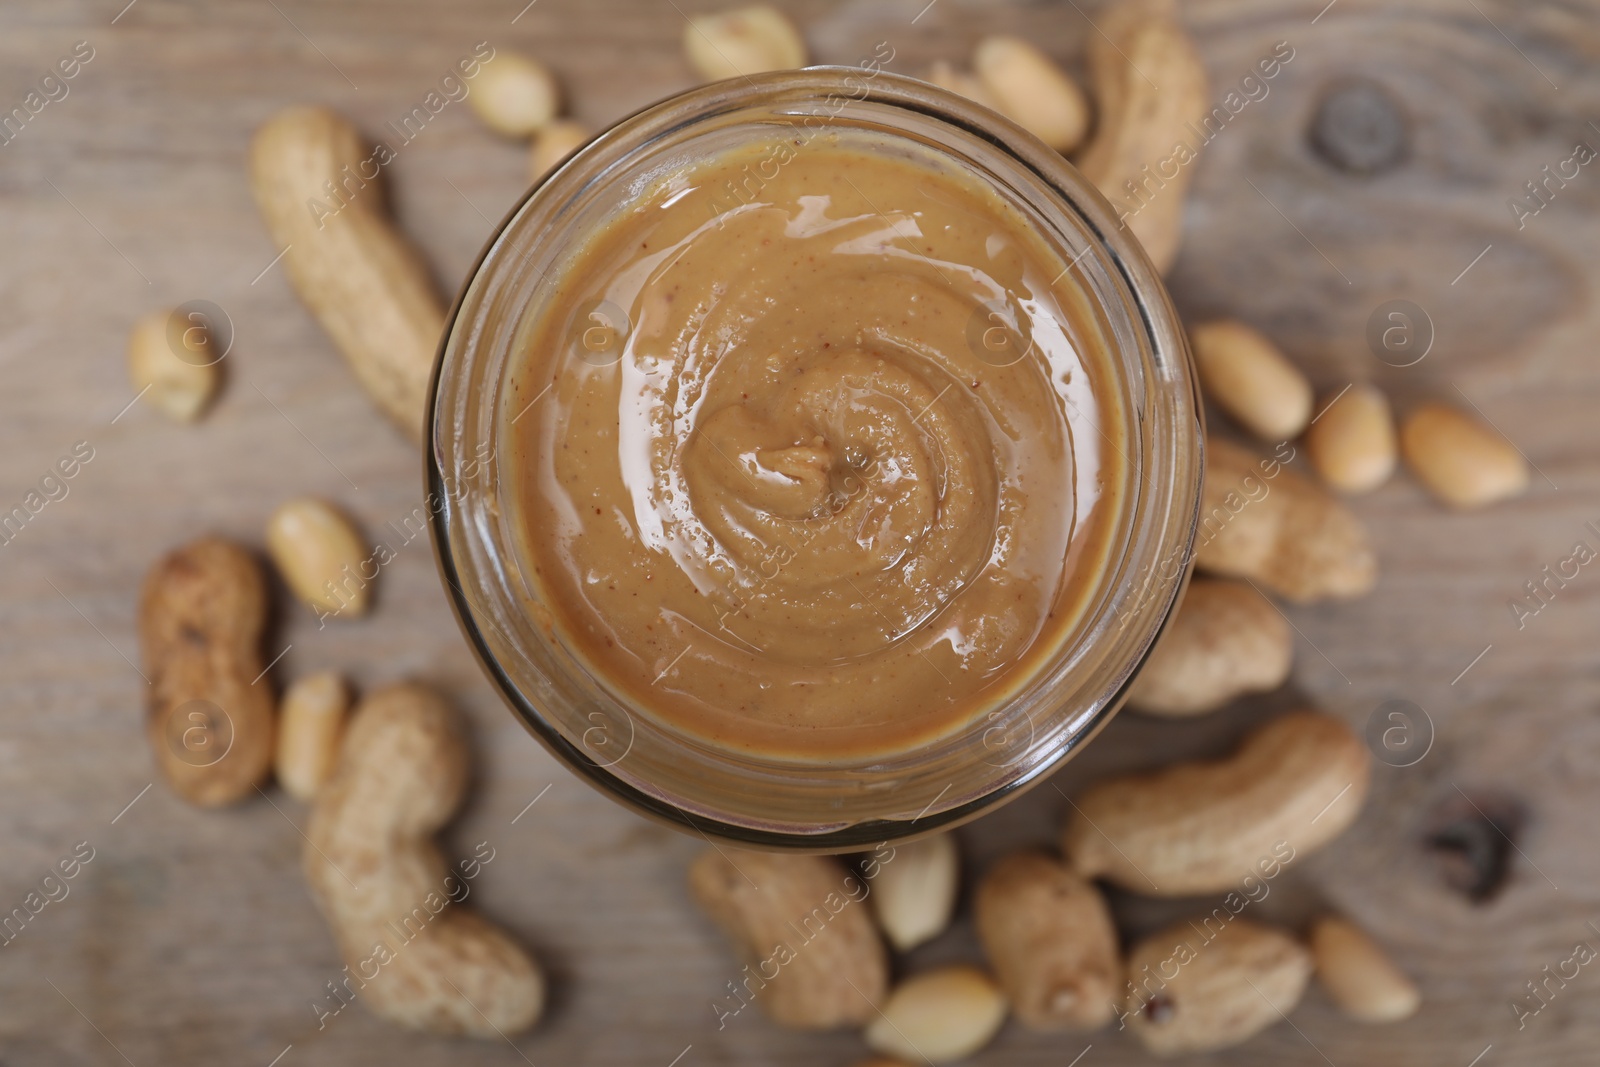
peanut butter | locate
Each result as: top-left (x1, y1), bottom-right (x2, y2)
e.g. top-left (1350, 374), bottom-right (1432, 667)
top-left (506, 131), bottom-right (1128, 759)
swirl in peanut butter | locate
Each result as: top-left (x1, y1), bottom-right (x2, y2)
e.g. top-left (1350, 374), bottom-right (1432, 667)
top-left (508, 133), bottom-right (1126, 758)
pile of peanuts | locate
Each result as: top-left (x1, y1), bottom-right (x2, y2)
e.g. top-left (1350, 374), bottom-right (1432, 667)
top-left (693, 734), bottom-right (1418, 1061)
top-left (124, 28), bottom-right (607, 1043)
top-left (119, 0), bottom-right (1529, 1052)
top-left (670, 2), bottom-right (1529, 1062)
top-left (137, 528), bottom-right (547, 1035)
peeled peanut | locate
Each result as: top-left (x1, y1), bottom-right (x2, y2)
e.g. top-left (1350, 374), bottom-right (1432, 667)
top-left (266, 498), bottom-right (370, 617)
top-left (683, 6), bottom-right (807, 81)
top-left (1310, 915), bottom-right (1420, 1023)
top-left (469, 51), bottom-right (559, 138)
top-left (1128, 578), bottom-right (1292, 717)
top-left (1124, 919), bottom-right (1312, 1055)
top-left (864, 966), bottom-right (1008, 1063)
top-left (275, 671), bottom-right (350, 802)
top-left (1305, 384), bottom-right (1397, 494)
top-left (1062, 710), bottom-right (1371, 895)
top-left (690, 849), bottom-right (886, 1029)
top-left (975, 851), bottom-right (1119, 1031)
top-left (250, 106), bottom-right (446, 441)
top-left (127, 310), bottom-right (221, 422)
top-left (529, 119), bottom-right (588, 181)
top-left (1075, 0), bottom-right (1209, 273)
top-left (139, 537), bottom-right (276, 806)
top-left (1190, 321), bottom-right (1313, 441)
top-left (868, 833), bottom-right (959, 952)
top-left (973, 37), bottom-right (1090, 153)
top-left (1401, 401), bottom-right (1529, 509)
top-left (1197, 437), bottom-right (1377, 602)
top-left (925, 61), bottom-right (999, 109)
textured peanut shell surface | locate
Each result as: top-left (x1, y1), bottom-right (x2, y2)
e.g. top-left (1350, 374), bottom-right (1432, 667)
top-left (138, 536), bottom-right (275, 806)
top-left (1196, 437), bottom-right (1378, 602)
top-left (1075, 0), bottom-right (1210, 273)
top-left (250, 105), bottom-right (446, 442)
top-left (305, 682), bottom-right (544, 1037)
top-left (975, 850), bottom-right (1120, 1031)
top-left (1062, 710), bottom-right (1372, 894)
top-left (689, 848), bottom-right (887, 1029)
top-left (1124, 918), bottom-right (1312, 1055)
top-left (1128, 578), bottom-right (1293, 716)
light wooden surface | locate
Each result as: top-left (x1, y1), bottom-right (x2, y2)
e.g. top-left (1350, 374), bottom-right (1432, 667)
top-left (2, 1), bottom-right (1598, 1064)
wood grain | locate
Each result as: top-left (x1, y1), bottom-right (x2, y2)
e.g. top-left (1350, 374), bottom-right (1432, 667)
top-left (0, 0), bottom-right (1597, 1064)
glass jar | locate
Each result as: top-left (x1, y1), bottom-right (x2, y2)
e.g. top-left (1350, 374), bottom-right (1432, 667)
top-left (426, 67), bottom-right (1202, 851)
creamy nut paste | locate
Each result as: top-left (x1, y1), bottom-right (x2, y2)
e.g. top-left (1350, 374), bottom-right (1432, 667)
top-left (507, 131), bottom-right (1127, 759)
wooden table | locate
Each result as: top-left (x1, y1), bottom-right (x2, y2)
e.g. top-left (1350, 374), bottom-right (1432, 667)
top-left (2, 0), bottom-right (1597, 1063)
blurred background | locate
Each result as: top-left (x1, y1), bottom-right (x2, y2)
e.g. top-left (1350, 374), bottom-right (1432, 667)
top-left (2, 0), bottom-right (1598, 1064)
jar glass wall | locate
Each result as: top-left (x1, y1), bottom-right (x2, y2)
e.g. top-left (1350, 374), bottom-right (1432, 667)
top-left (427, 68), bottom-right (1202, 850)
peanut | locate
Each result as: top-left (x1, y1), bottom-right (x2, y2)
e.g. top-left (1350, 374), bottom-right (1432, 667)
top-left (1400, 401), bottom-right (1529, 509)
top-left (1310, 915), bottom-right (1420, 1023)
top-left (1190, 320), bottom-right (1313, 441)
top-left (266, 497), bottom-right (370, 617)
top-left (529, 119), bottom-right (588, 181)
top-left (1123, 918), bottom-right (1311, 1055)
top-left (683, 6), bottom-right (807, 82)
top-left (1075, 0), bottom-right (1209, 273)
top-left (1128, 578), bottom-right (1292, 717)
top-left (1305, 384), bottom-right (1397, 494)
top-left (1062, 710), bottom-right (1371, 895)
top-left (306, 682), bottom-right (544, 1036)
top-left (138, 537), bottom-right (276, 806)
top-left (975, 850), bottom-right (1119, 1031)
top-left (924, 61), bottom-right (999, 110)
top-left (864, 966), bottom-right (1008, 1063)
top-left (1197, 436), bottom-right (1377, 602)
top-left (250, 106), bottom-right (446, 441)
top-left (690, 848), bottom-right (886, 1029)
top-left (973, 37), bottom-right (1090, 153)
top-left (867, 832), bottom-right (959, 952)
top-left (468, 51), bottom-right (559, 138)
top-left (127, 309), bottom-right (222, 422)
top-left (274, 671), bottom-right (350, 802)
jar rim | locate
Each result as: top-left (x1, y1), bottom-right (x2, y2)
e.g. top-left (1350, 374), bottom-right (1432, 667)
top-left (426, 66), bottom-right (1203, 850)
